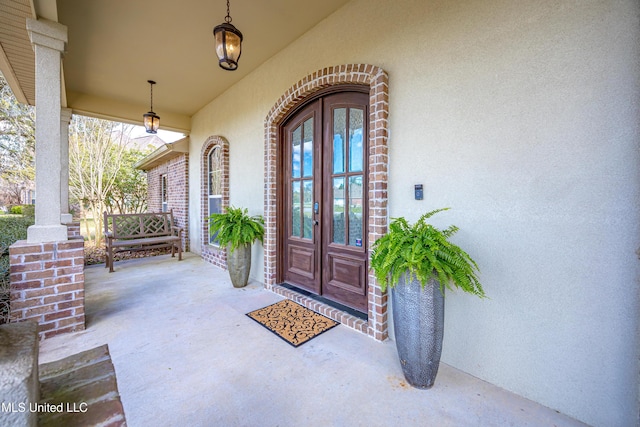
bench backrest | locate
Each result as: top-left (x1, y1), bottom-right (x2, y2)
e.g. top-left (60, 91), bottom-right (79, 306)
top-left (104, 211), bottom-right (174, 239)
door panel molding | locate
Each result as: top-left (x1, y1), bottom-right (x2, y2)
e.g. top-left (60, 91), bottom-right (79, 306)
top-left (288, 244), bottom-right (316, 279)
top-left (326, 253), bottom-right (366, 295)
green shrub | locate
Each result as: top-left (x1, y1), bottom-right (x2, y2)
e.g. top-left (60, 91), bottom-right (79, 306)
top-left (22, 205), bottom-right (34, 218)
top-left (8, 205), bottom-right (34, 217)
top-left (9, 205), bottom-right (23, 215)
top-left (0, 215), bottom-right (34, 324)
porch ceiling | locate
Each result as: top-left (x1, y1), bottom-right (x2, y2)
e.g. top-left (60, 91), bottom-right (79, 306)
top-left (0, 0), bottom-right (351, 133)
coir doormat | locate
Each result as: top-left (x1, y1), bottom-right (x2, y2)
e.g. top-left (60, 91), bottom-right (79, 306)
top-left (246, 299), bottom-right (339, 347)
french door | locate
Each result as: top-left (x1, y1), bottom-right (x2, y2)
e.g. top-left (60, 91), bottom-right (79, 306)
top-left (282, 91), bottom-right (369, 312)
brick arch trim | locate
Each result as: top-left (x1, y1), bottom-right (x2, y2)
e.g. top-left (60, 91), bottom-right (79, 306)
top-left (263, 64), bottom-right (389, 341)
top-left (200, 135), bottom-right (229, 269)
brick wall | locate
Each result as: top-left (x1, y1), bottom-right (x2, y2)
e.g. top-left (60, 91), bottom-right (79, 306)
top-left (9, 239), bottom-right (85, 340)
top-left (147, 164), bottom-right (167, 212)
top-left (200, 136), bottom-right (229, 269)
top-left (65, 222), bottom-right (81, 239)
top-left (264, 64), bottom-right (390, 341)
top-left (146, 154), bottom-right (189, 251)
top-left (168, 154), bottom-right (189, 252)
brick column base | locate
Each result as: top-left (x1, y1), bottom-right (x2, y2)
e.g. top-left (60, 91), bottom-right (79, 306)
top-left (65, 222), bottom-right (81, 239)
top-left (9, 239), bottom-right (85, 340)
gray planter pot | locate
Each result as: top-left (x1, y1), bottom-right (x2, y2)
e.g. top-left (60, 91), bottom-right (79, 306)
top-left (226, 243), bottom-right (251, 288)
top-left (391, 272), bottom-right (445, 389)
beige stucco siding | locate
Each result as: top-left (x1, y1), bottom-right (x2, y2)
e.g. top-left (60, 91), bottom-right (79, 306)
top-left (188, 1), bottom-right (640, 425)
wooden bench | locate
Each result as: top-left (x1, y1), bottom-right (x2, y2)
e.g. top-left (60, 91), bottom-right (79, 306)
top-left (104, 211), bottom-right (183, 272)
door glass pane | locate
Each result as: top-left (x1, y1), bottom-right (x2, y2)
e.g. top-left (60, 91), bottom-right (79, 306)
top-left (302, 180), bottom-right (313, 239)
top-left (292, 126), bottom-right (301, 178)
top-left (332, 177), bottom-right (345, 244)
top-left (349, 108), bottom-right (364, 172)
top-left (291, 182), bottom-right (301, 237)
top-left (349, 176), bottom-right (363, 246)
top-left (303, 118), bottom-right (313, 178)
top-left (333, 108), bottom-right (346, 174)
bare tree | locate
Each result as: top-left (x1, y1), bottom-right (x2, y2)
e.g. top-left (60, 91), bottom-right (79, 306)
top-left (0, 75), bottom-right (35, 207)
top-left (69, 117), bottom-right (133, 245)
top-left (105, 147), bottom-right (149, 214)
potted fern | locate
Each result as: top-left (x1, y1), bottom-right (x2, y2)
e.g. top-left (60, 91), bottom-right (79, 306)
top-left (370, 208), bottom-right (485, 389)
top-left (209, 206), bottom-right (264, 288)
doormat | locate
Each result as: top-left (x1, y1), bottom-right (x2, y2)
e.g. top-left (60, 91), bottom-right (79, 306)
top-left (246, 299), bottom-right (339, 347)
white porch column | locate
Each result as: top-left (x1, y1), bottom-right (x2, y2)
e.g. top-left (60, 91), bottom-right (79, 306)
top-left (60, 108), bottom-right (73, 224)
top-left (25, 18), bottom-right (68, 243)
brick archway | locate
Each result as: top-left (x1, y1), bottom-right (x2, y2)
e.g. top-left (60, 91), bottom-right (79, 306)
top-left (264, 65), bottom-right (389, 341)
top-left (200, 135), bottom-right (229, 269)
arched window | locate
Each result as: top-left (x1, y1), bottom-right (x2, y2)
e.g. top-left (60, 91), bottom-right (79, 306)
top-left (208, 146), bottom-right (223, 244)
top-left (200, 136), bottom-right (228, 268)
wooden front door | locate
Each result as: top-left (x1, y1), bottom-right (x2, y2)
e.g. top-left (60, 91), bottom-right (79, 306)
top-left (282, 91), bottom-right (369, 312)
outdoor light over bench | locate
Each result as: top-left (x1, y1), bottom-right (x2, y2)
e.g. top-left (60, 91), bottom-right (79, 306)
top-left (143, 80), bottom-right (160, 134)
top-left (213, 0), bottom-right (243, 71)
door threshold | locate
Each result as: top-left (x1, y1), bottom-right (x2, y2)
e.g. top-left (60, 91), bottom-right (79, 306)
top-left (270, 283), bottom-right (369, 336)
top-left (279, 283), bottom-right (368, 321)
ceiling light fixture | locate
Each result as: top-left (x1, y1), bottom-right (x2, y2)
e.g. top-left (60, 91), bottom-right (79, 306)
top-left (143, 80), bottom-right (160, 134)
top-left (213, 0), bottom-right (243, 71)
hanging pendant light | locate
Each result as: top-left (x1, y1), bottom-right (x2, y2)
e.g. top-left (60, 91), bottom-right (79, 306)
top-left (143, 80), bottom-right (160, 134)
top-left (213, 0), bottom-right (243, 71)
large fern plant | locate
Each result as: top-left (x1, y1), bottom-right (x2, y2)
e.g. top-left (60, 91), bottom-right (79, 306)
top-left (208, 206), bottom-right (264, 252)
top-left (370, 208), bottom-right (485, 297)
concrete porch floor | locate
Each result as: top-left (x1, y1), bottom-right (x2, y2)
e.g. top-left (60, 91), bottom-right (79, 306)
top-left (39, 253), bottom-right (587, 427)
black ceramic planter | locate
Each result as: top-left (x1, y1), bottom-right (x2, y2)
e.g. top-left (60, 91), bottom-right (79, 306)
top-left (391, 273), bottom-right (445, 389)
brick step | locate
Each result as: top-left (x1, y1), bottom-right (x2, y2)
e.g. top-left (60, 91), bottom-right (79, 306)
top-left (39, 345), bottom-right (126, 426)
top-left (0, 321), bottom-right (126, 426)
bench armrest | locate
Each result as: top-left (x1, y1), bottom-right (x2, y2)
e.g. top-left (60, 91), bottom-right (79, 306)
top-left (171, 226), bottom-right (183, 237)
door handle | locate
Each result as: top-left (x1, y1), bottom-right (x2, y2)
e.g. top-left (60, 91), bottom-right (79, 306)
top-left (313, 202), bottom-right (319, 225)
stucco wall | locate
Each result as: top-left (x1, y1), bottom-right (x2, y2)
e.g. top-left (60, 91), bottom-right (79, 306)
top-left (187, 1), bottom-right (640, 425)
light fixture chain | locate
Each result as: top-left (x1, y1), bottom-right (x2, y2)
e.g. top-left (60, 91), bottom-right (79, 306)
top-left (150, 82), bottom-right (153, 111)
top-left (225, 0), bottom-right (232, 23)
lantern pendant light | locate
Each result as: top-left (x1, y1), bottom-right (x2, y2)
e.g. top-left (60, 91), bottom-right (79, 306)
top-left (213, 0), bottom-right (243, 71)
top-left (143, 80), bottom-right (160, 134)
